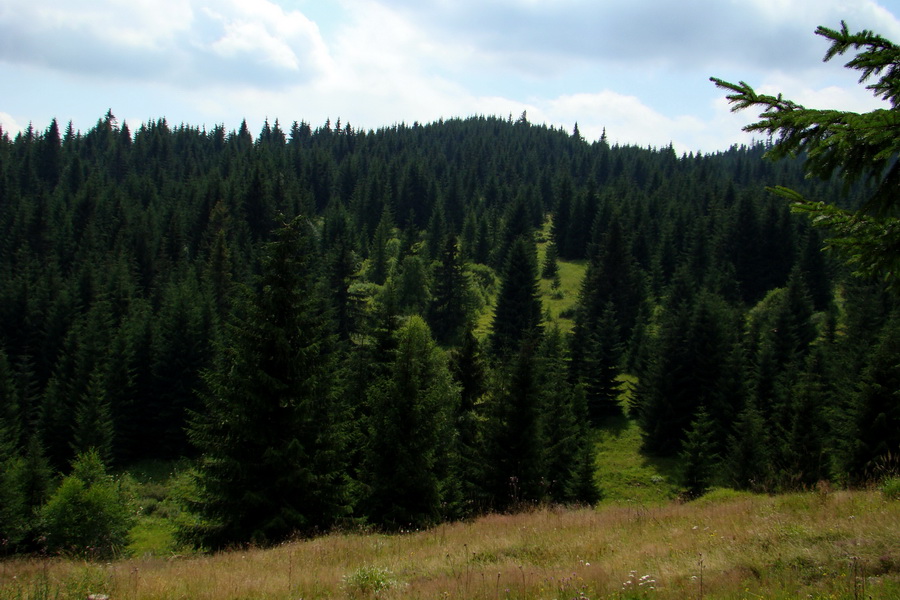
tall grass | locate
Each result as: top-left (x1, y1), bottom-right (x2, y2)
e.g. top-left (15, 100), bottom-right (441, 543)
top-left (3, 490), bottom-right (898, 599)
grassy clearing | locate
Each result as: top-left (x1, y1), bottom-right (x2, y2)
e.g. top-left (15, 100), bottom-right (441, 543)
top-left (536, 220), bottom-right (585, 335)
top-left (592, 375), bottom-right (682, 506)
top-left (3, 491), bottom-right (898, 600)
top-left (593, 414), bottom-right (680, 506)
top-left (121, 460), bottom-right (195, 558)
top-left (476, 222), bottom-right (587, 338)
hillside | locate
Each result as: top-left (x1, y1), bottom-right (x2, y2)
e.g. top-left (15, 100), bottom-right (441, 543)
top-left (2, 488), bottom-right (899, 600)
top-left (1, 113), bottom-right (898, 555)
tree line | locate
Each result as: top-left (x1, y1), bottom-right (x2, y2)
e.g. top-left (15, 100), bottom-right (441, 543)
top-left (0, 109), bottom-right (896, 552)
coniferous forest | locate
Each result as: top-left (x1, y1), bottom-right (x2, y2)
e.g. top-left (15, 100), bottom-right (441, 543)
top-left (0, 110), bottom-right (897, 553)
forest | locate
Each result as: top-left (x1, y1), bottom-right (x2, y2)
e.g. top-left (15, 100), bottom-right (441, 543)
top-left (0, 106), bottom-right (897, 555)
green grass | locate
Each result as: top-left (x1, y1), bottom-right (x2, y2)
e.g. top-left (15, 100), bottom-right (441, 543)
top-left (5, 491), bottom-right (899, 600)
top-left (592, 375), bottom-right (682, 505)
top-left (593, 415), bottom-right (680, 505)
top-left (121, 460), bottom-right (195, 557)
top-left (536, 218), bottom-right (586, 334)
top-left (476, 219), bottom-right (588, 338)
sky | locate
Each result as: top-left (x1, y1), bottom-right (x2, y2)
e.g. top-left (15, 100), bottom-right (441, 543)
top-left (2, 0), bottom-right (900, 154)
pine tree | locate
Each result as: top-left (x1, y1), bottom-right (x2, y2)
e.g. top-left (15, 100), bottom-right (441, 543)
top-left (725, 400), bottom-right (772, 491)
top-left (713, 22), bottom-right (900, 286)
top-left (396, 254), bottom-right (431, 316)
top-left (538, 327), bottom-right (599, 504)
top-left (780, 348), bottom-right (830, 488)
top-left (70, 367), bottom-right (115, 466)
top-left (447, 323), bottom-right (490, 510)
top-left (845, 312), bottom-right (900, 482)
top-left (489, 236), bottom-right (543, 357)
top-left (541, 239), bottom-right (559, 280)
top-left (367, 206), bottom-right (395, 285)
top-left (578, 301), bottom-right (623, 422)
top-left (680, 407), bottom-right (719, 499)
top-left (0, 394), bottom-right (26, 548)
top-left (482, 340), bottom-right (546, 509)
top-left (187, 217), bottom-right (350, 548)
top-left (636, 286), bottom-right (740, 456)
top-left (428, 235), bottom-right (469, 346)
top-left (358, 316), bottom-right (460, 528)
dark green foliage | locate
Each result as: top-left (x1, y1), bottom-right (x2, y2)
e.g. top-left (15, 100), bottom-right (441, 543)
top-left (680, 407), bottom-right (719, 499)
top-left (427, 235), bottom-right (469, 346)
top-left (0, 106), bottom-right (884, 548)
top-left (186, 217), bottom-right (349, 548)
top-left (845, 312), bottom-right (900, 482)
top-left (0, 390), bottom-right (27, 547)
top-left (725, 400), bottom-right (772, 491)
top-left (38, 449), bottom-right (133, 558)
top-left (714, 22), bottom-right (900, 286)
top-left (70, 367), bottom-right (114, 465)
top-left (574, 301), bottom-right (623, 422)
top-left (447, 324), bottom-right (490, 509)
top-left (636, 286), bottom-right (742, 457)
top-left (541, 239), bottom-right (560, 280)
top-left (358, 316), bottom-right (460, 528)
top-left (489, 236), bottom-right (543, 357)
top-left (396, 254), bottom-right (431, 316)
top-left (779, 348), bottom-right (831, 488)
top-left (539, 327), bottom-right (600, 504)
top-left (482, 340), bottom-right (546, 509)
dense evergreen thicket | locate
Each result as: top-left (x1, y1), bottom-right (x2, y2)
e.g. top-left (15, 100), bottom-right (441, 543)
top-left (0, 110), bottom-right (896, 551)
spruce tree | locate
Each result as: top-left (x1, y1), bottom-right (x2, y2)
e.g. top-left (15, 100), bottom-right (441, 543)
top-left (428, 235), bottom-right (469, 346)
top-left (680, 407), bottom-right (719, 499)
top-left (187, 217), bottom-right (349, 548)
top-left (725, 400), bottom-right (772, 491)
top-left (489, 236), bottom-right (543, 357)
top-left (541, 239), bottom-right (560, 280)
top-left (70, 367), bottom-right (114, 466)
top-left (845, 312), bottom-right (900, 482)
top-left (538, 327), bottom-right (600, 504)
top-left (358, 316), bottom-right (460, 528)
top-left (448, 323), bottom-right (490, 510)
top-left (713, 22), bottom-right (900, 286)
top-left (483, 340), bottom-right (546, 509)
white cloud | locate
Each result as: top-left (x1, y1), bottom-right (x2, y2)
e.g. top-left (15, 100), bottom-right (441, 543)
top-left (2, 0), bottom-right (899, 153)
top-left (0, 0), bottom-right (332, 87)
top-left (0, 111), bottom-right (23, 136)
top-left (374, 0), bottom-right (900, 76)
top-left (534, 91), bottom-right (754, 154)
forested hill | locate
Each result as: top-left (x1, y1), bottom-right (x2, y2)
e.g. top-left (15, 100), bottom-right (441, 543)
top-left (1, 112), bottom-right (897, 550)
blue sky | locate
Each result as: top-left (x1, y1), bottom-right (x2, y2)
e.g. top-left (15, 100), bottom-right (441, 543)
top-left (2, 0), bottom-right (900, 153)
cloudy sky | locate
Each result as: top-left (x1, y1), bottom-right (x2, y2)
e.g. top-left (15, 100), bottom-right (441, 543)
top-left (2, 0), bottom-right (900, 153)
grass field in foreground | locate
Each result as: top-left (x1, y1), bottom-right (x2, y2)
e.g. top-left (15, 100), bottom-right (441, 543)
top-left (2, 490), bottom-right (898, 600)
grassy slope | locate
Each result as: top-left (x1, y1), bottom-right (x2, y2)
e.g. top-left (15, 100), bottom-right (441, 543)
top-left (3, 490), bottom-right (898, 600)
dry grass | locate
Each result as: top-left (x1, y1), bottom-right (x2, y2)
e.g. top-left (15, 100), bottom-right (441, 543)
top-left (3, 490), bottom-right (898, 600)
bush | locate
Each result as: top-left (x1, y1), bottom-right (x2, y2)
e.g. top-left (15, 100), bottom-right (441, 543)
top-left (343, 565), bottom-right (395, 599)
top-left (39, 449), bottom-right (134, 558)
top-left (883, 477), bottom-right (900, 500)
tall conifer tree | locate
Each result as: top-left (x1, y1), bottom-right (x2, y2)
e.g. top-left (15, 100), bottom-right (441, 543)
top-left (359, 317), bottom-right (460, 528)
top-left (187, 217), bottom-right (349, 548)
top-left (489, 236), bottom-right (543, 357)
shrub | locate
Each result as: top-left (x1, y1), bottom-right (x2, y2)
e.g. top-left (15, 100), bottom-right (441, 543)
top-left (343, 565), bottom-right (395, 599)
top-left (883, 476), bottom-right (900, 500)
top-left (39, 449), bottom-right (134, 558)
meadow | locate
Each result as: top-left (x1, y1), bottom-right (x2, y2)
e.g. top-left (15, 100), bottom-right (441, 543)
top-left (1, 487), bottom-right (898, 600)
